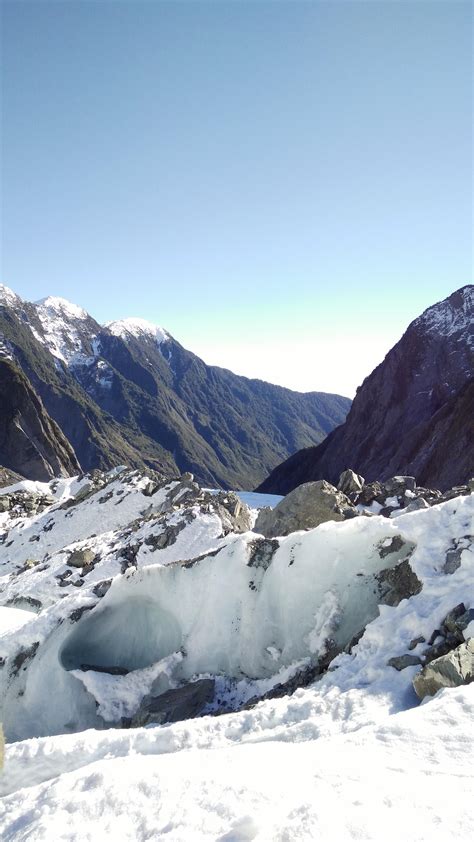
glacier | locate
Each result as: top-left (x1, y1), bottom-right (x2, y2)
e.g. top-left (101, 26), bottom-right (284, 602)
top-left (0, 469), bottom-right (472, 840)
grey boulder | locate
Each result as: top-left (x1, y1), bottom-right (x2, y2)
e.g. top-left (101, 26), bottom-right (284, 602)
top-left (254, 480), bottom-right (356, 538)
top-left (375, 557), bottom-right (422, 607)
top-left (337, 469), bottom-right (364, 497)
top-left (413, 638), bottom-right (474, 700)
top-left (387, 654), bottom-right (422, 671)
top-left (383, 476), bottom-right (416, 495)
top-left (404, 498), bottom-right (430, 513)
top-left (68, 548), bottom-right (95, 568)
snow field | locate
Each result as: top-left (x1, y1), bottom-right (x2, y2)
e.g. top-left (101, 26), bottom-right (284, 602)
top-left (0, 478), bottom-right (472, 840)
top-left (1, 686), bottom-right (472, 841)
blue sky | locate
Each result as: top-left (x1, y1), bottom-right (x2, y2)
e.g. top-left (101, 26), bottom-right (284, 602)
top-left (1, 0), bottom-right (472, 396)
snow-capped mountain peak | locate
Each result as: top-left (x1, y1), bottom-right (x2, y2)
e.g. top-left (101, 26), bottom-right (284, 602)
top-left (413, 284), bottom-right (473, 343)
top-left (34, 295), bottom-right (89, 321)
top-left (105, 317), bottom-right (170, 345)
top-left (0, 284), bottom-right (22, 307)
top-left (33, 296), bottom-right (99, 366)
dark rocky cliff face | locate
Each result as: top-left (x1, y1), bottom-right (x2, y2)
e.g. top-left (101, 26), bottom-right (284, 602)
top-left (0, 359), bottom-right (80, 481)
top-left (404, 377), bottom-right (474, 490)
top-left (258, 286), bottom-right (473, 494)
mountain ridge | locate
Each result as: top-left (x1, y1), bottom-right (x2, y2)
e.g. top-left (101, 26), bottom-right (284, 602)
top-left (258, 285), bottom-right (473, 494)
top-left (0, 285), bottom-right (350, 488)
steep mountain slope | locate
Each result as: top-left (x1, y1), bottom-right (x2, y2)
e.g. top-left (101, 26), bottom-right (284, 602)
top-left (403, 377), bottom-right (474, 490)
top-left (258, 286), bottom-right (473, 494)
top-left (0, 293), bottom-right (178, 477)
top-left (105, 317), bottom-right (350, 486)
top-left (0, 358), bottom-right (80, 480)
top-left (0, 286), bottom-right (350, 487)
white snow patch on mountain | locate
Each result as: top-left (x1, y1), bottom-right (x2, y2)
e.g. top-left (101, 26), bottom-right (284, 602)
top-left (0, 336), bottom-right (15, 362)
top-left (106, 317), bottom-right (170, 345)
top-left (34, 296), bottom-right (89, 321)
top-left (0, 284), bottom-right (22, 307)
top-left (414, 284), bottom-right (473, 342)
top-left (32, 297), bottom-right (97, 365)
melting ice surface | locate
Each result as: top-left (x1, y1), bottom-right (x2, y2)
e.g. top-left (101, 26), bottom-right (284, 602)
top-left (0, 474), bottom-right (473, 841)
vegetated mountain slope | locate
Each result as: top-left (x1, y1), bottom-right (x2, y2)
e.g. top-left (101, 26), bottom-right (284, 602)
top-left (258, 285), bottom-right (474, 494)
top-left (0, 358), bottom-right (79, 480)
top-left (0, 286), bottom-right (350, 488)
top-left (107, 317), bottom-right (350, 487)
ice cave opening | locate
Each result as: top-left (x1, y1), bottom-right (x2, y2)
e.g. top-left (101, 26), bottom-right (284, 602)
top-left (60, 596), bottom-right (183, 673)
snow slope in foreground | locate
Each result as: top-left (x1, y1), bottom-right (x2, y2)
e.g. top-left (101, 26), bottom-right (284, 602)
top-left (1, 688), bottom-right (472, 840)
top-left (0, 483), bottom-right (473, 840)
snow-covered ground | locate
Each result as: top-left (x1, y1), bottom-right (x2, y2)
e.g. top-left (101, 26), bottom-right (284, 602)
top-left (1, 684), bottom-right (472, 841)
top-left (0, 606), bottom-right (34, 635)
top-left (0, 473), bottom-right (473, 840)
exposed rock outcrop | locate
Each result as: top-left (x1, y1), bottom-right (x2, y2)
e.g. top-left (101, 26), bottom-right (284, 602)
top-left (376, 557), bottom-right (422, 606)
top-left (351, 470), bottom-right (470, 516)
top-left (413, 639), bottom-right (474, 699)
top-left (388, 603), bottom-right (474, 691)
top-left (387, 654), bottom-right (422, 671)
top-left (127, 678), bottom-right (215, 728)
top-left (337, 469), bottom-right (364, 498)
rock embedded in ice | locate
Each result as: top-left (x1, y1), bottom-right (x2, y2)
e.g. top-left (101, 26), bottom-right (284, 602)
top-left (418, 605), bottom-right (474, 665)
top-left (413, 639), bottom-right (474, 699)
top-left (128, 678), bottom-right (215, 727)
top-left (254, 480), bottom-right (356, 538)
top-left (443, 545), bottom-right (464, 575)
top-left (387, 654), bottom-right (422, 671)
top-left (247, 538), bottom-right (280, 570)
top-left (375, 557), bottom-right (422, 606)
top-left (408, 636), bottom-right (426, 651)
top-left (68, 548), bottom-right (95, 568)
